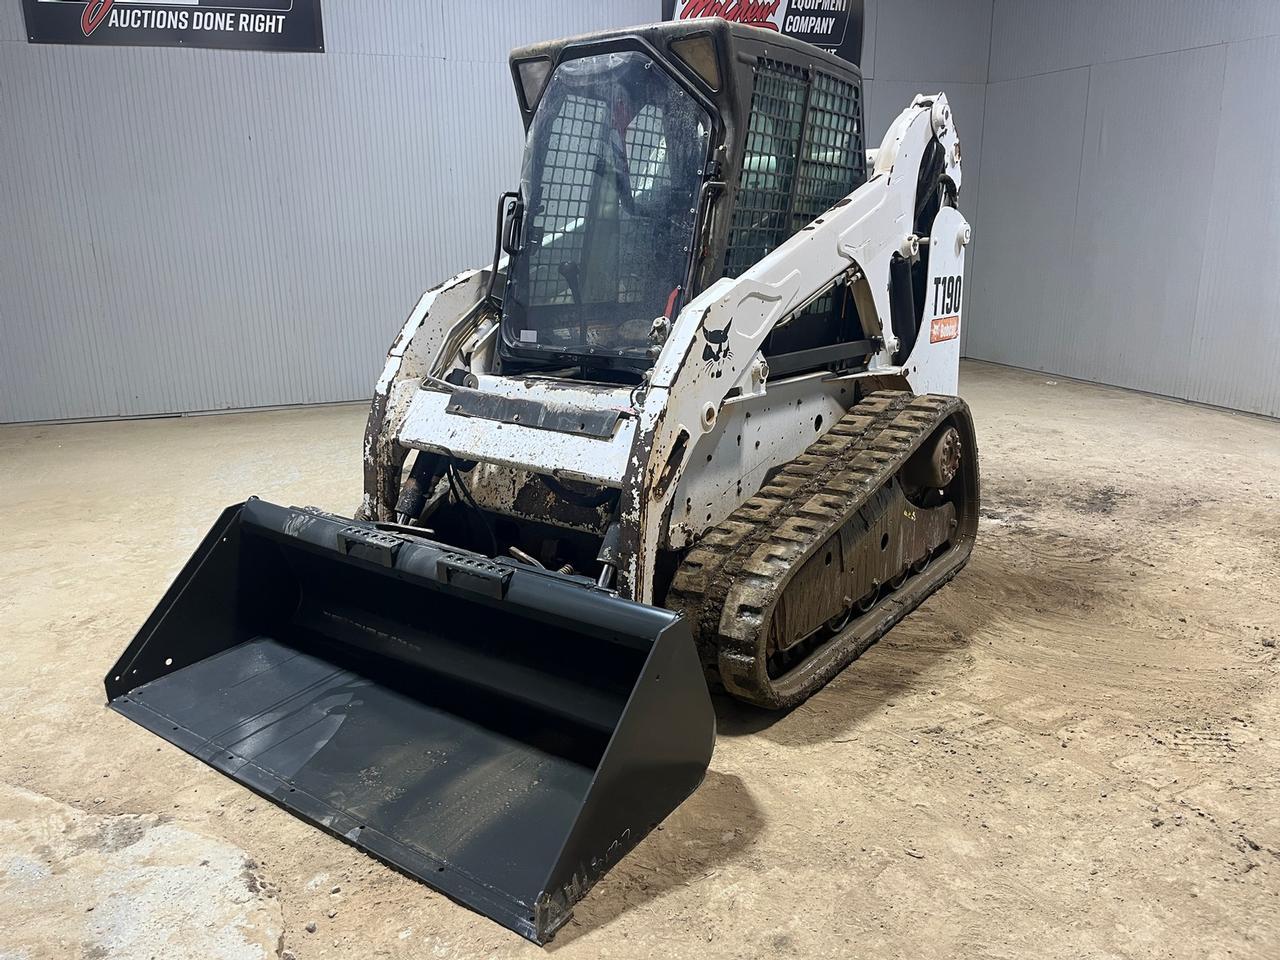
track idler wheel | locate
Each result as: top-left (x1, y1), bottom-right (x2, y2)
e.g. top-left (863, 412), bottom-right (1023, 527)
top-left (903, 425), bottom-right (963, 489)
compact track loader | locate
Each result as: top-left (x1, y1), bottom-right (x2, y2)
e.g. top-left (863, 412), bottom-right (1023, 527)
top-left (107, 17), bottom-right (978, 943)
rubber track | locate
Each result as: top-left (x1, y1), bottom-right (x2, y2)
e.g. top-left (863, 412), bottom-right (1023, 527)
top-left (669, 391), bottom-right (912, 652)
top-left (667, 390), bottom-right (976, 709)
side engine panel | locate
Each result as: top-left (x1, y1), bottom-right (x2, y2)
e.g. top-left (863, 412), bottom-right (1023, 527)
top-left (666, 373), bottom-right (853, 550)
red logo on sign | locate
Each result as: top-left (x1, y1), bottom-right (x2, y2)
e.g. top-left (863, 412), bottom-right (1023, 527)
top-left (930, 315), bottom-right (960, 344)
top-left (678, 0), bottom-right (781, 30)
top-left (82, 0), bottom-right (114, 35)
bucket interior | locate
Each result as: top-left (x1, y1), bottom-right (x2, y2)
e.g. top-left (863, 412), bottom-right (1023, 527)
top-left (111, 522), bottom-right (652, 928)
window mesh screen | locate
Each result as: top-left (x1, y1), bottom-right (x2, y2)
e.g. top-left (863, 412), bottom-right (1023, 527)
top-left (793, 75), bottom-right (864, 320)
top-left (724, 62), bottom-right (865, 280)
top-left (526, 94), bottom-right (607, 305)
top-left (793, 72), bottom-right (864, 229)
top-left (625, 104), bottom-right (672, 197)
top-left (722, 61), bottom-right (807, 278)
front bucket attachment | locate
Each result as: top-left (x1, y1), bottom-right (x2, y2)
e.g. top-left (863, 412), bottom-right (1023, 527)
top-left (105, 499), bottom-right (714, 943)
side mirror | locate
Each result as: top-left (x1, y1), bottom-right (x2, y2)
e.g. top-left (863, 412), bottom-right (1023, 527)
top-left (501, 195), bottom-right (525, 256)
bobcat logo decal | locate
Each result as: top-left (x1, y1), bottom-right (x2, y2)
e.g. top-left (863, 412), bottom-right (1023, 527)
top-left (701, 316), bottom-right (733, 378)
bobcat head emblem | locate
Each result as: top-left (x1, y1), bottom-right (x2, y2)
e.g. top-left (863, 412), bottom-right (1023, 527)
top-left (701, 316), bottom-right (733, 378)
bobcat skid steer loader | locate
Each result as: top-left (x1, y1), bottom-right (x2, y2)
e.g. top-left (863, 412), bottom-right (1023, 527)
top-left (105, 18), bottom-right (978, 944)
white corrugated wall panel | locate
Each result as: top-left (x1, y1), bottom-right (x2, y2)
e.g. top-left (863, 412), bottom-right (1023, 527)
top-left (0, 1), bottom-right (654, 422)
top-left (866, 0), bottom-right (993, 83)
top-left (967, 67), bottom-right (1090, 369)
top-left (989, 0), bottom-right (1280, 82)
top-left (861, 0), bottom-right (880, 78)
top-left (1064, 44), bottom-right (1226, 398)
top-left (0, 2), bottom-right (23, 42)
top-left (973, 0), bottom-right (1280, 416)
top-left (1189, 33), bottom-right (1280, 416)
top-left (11, 3), bottom-right (1276, 419)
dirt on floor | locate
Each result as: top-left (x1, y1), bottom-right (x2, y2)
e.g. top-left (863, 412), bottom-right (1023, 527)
top-left (0, 361), bottom-right (1277, 960)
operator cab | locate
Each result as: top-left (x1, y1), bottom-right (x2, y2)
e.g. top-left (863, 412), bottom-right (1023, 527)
top-left (498, 20), bottom-right (869, 380)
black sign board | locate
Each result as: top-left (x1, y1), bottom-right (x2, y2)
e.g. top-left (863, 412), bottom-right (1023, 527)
top-left (662, 0), bottom-right (864, 69)
top-left (21, 0), bottom-right (324, 52)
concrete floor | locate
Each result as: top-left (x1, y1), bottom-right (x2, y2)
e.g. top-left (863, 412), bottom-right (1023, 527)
top-left (1, 361), bottom-right (1278, 959)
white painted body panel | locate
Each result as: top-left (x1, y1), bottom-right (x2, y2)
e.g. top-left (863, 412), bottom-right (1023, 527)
top-left (667, 373), bottom-right (852, 550)
top-left (399, 387), bottom-right (638, 488)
